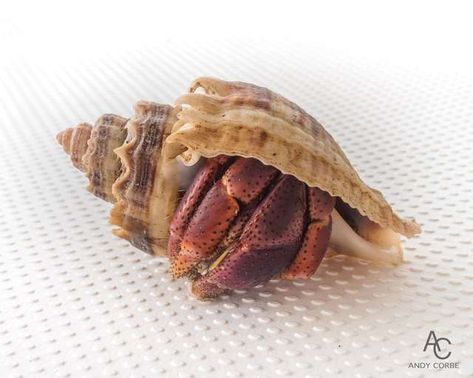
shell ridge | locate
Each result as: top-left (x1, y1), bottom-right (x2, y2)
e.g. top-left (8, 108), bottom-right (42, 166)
top-left (110, 101), bottom-right (178, 255)
top-left (168, 117), bottom-right (420, 237)
top-left (82, 114), bottom-right (128, 201)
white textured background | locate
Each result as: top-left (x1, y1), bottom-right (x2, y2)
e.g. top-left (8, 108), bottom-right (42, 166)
top-left (1, 1), bottom-right (472, 377)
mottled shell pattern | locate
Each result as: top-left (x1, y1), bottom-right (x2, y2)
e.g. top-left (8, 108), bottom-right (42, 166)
top-left (57, 77), bottom-right (420, 261)
top-left (168, 78), bottom-right (420, 237)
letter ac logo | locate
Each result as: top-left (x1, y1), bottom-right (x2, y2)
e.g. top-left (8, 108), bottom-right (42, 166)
top-left (423, 330), bottom-right (452, 360)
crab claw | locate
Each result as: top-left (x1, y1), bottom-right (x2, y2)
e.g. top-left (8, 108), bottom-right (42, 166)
top-left (168, 156), bottom-right (233, 259)
top-left (169, 157), bottom-right (279, 278)
top-left (280, 187), bottom-right (335, 279)
top-left (170, 180), bottom-right (240, 277)
top-left (191, 175), bottom-right (306, 298)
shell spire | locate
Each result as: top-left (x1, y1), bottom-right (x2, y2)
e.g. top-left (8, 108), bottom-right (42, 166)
top-left (56, 102), bottom-right (180, 256)
top-left (82, 114), bottom-right (128, 201)
top-left (56, 114), bottom-right (128, 202)
top-left (57, 123), bottom-right (92, 171)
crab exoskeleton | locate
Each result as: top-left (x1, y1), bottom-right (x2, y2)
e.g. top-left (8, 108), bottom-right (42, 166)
top-left (169, 155), bottom-right (334, 297)
top-left (57, 77), bottom-right (421, 299)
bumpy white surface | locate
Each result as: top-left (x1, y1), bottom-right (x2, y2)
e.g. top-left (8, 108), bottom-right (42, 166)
top-left (0, 41), bottom-right (472, 378)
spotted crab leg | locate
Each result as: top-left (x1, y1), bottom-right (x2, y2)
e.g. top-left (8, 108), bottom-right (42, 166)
top-left (169, 158), bottom-right (279, 278)
top-left (168, 155), bottom-right (233, 260)
top-left (280, 187), bottom-right (335, 279)
top-left (191, 175), bottom-right (307, 298)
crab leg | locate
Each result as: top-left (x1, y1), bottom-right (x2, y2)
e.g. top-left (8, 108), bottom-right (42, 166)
top-left (281, 187), bottom-right (335, 279)
top-left (168, 156), bottom-right (232, 259)
top-left (191, 175), bottom-right (307, 298)
top-left (169, 158), bottom-right (278, 278)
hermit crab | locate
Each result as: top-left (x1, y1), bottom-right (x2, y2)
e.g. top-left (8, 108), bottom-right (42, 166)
top-left (57, 77), bottom-right (421, 299)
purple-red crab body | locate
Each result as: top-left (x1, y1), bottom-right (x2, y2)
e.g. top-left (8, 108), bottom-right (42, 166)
top-left (168, 156), bottom-right (335, 298)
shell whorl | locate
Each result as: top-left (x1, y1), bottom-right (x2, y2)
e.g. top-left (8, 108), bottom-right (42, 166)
top-left (56, 103), bottom-right (179, 256)
top-left (82, 114), bottom-right (128, 202)
top-left (57, 123), bottom-right (92, 171)
top-left (169, 77), bottom-right (421, 237)
top-left (109, 101), bottom-right (179, 256)
top-left (56, 115), bottom-right (128, 202)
